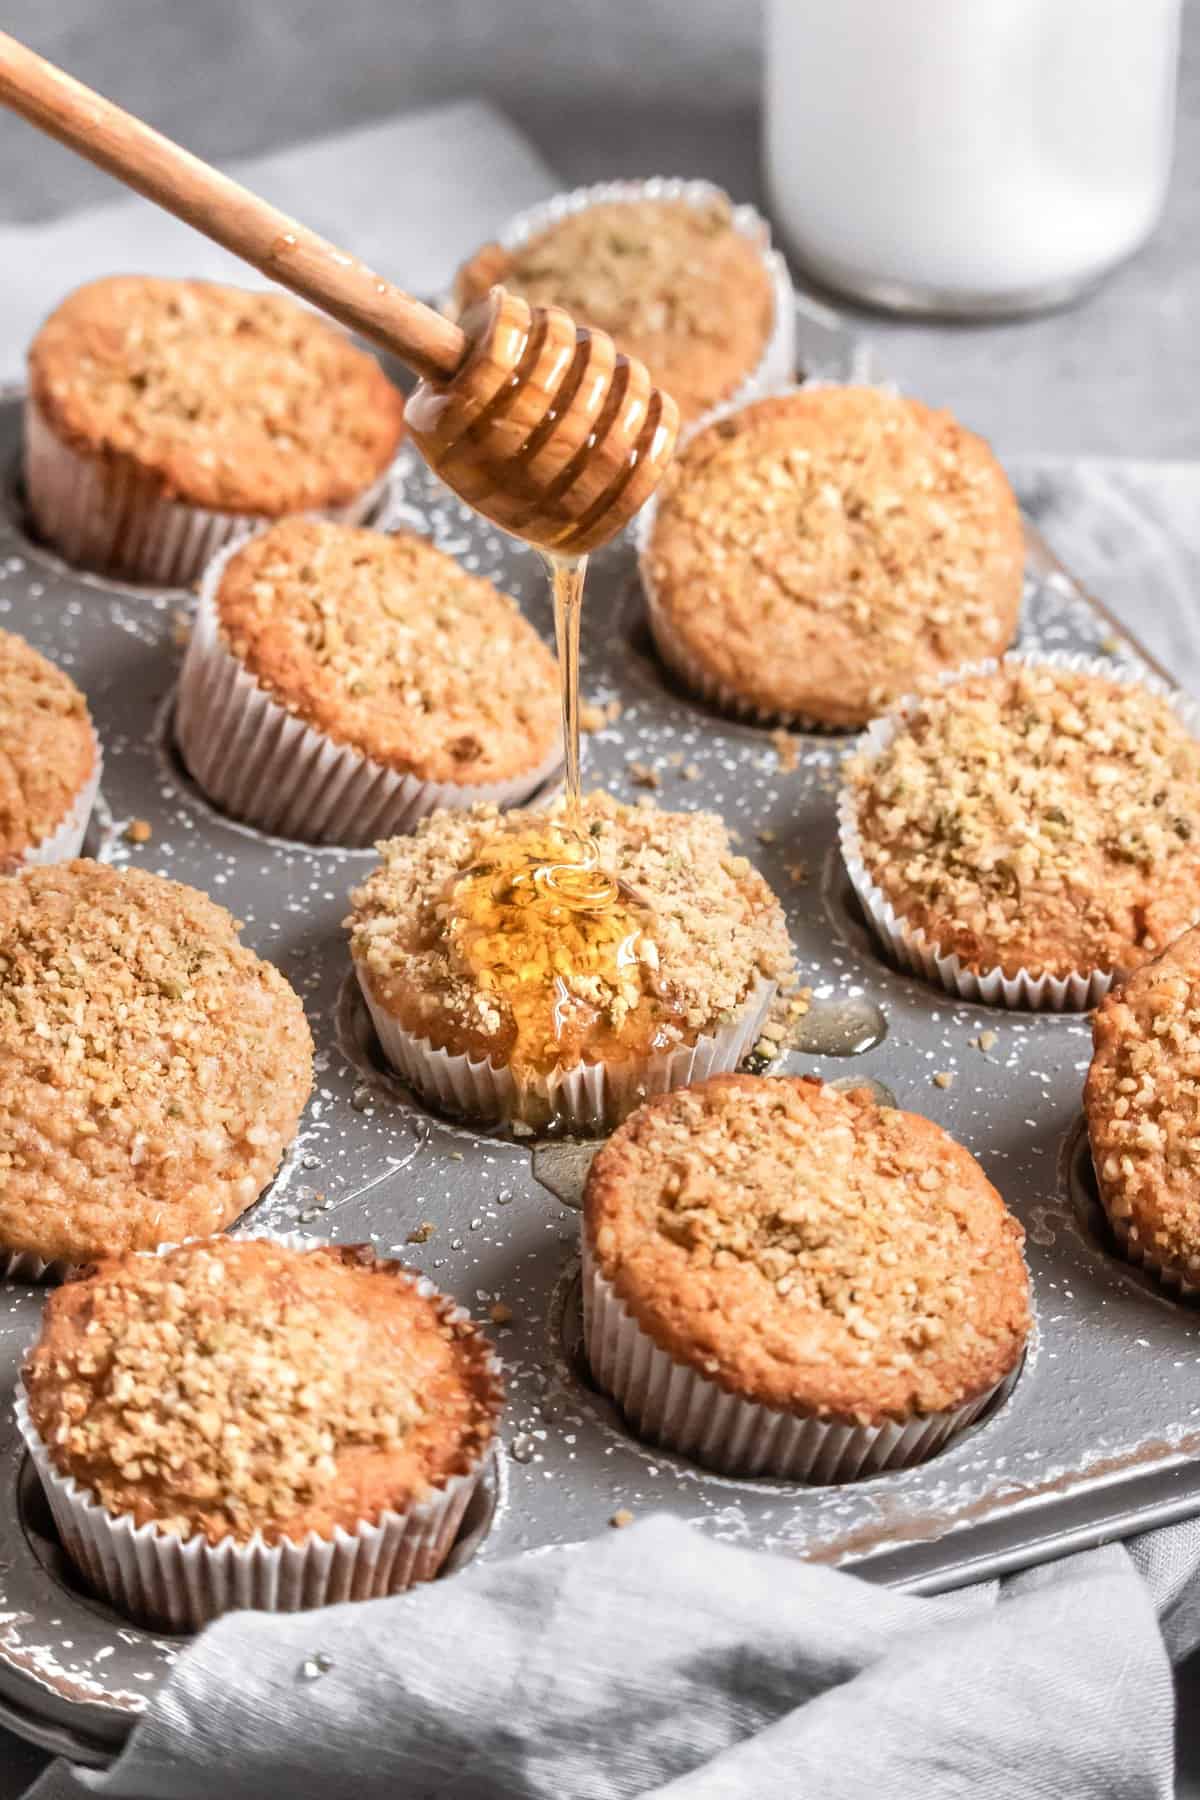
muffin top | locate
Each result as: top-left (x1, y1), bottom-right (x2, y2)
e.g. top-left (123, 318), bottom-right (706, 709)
top-left (644, 388), bottom-right (1023, 728)
top-left (585, 1074), bottom-right (1030, 1423)
top-left (0, 629), bottom-right (95, 865)
top-left (348, 793), bottom-right (793, 1077)
top-left (0, 862), bottom-right (312, 1265)
top-left (453, 194), bottom-right (775, 425)
top-left (24, 1237), bottom-right (501, 1544)
top-left (28, 277), bottom-right (406, 514)
top-left (1086, 925), bottom-right (1200, 1282)
top-left (214, 519), bottom-right (561, 785)
top-left (847, 664), bottom-right (1200, 979)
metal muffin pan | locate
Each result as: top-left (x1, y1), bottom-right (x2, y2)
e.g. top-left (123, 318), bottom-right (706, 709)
top-left (2, 304), bottom-right (1200, 1767)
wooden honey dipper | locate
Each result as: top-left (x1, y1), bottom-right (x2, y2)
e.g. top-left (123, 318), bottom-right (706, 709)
top-left (0, 32), bottom-right (680, 555)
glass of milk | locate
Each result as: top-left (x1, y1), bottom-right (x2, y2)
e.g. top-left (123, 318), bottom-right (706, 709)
top-left (764, 0), bottom-right (1181, 316)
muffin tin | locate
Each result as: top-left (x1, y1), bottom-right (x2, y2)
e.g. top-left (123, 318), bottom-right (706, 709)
top-left (2, 303), bottom-right (1200, 1767)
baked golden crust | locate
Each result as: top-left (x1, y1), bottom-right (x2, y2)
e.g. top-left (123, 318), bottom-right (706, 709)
top-left (585, 1074), bottom-right (1029, 1424)
top-left (214, 519), bottom-right (561, 785)
top-left (28, 278), bottom-right (406, 514)
top-left (0, 862), bottom-right (312, 1264)
top-left (347, 793), bottom-right (793, 1068)
top-left (848, 665), bottom-right (1200, 979)
top-left (453, 195), bottom-right (774, 425)
top-left (644, 388), bottom-right (1023, 728)
top-left (24, 1238), bottom-right (500, 1544)
top-left (1086, 926), bottom-right (1200, 1282)
top-left (0, 629), bottom-right (95, 864)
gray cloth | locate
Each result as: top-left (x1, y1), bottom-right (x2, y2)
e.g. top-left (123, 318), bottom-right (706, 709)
top-left (24, 1513), bottom-right (1193, 1799)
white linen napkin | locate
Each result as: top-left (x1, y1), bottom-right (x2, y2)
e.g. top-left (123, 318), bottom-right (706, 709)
top-left (0, 97), bottom-right (557, 382)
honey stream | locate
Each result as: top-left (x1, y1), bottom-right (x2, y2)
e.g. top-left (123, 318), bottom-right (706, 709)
top-left (448, 555), bottom-right (681, 1095)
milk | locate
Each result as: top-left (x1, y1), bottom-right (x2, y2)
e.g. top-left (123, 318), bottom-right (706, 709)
top-left (764, 0), bottom-right (1181, 313)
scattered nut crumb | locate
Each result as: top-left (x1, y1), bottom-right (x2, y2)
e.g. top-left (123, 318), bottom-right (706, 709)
top-left (406, 1221), bottom-right (435, 1245)
top-left (666, 751), bottom-right (685, 769)
top-left (756, 828), bottom-right (777, 845)
top-left (785, 861), bottom-right (809, 886)
top-left (579, 701), bottom-right (607, 733)
top-left (977, 1030), bottom-right (998, 1053)
top-left (610, 1508), bottom-right (635, 1529)
top-left (125, 818), bottom-right (152, 844)
top-left (682, 762), bottom-right (701, 781)
top-left (1099, 633), bottom-right (1122, 655)
top-left (489, 1301), bottom-right (513, 1325)
top-left (771, 729), bottom-right (800, 773)
top-left (605, 698), bottom-right (623, 724)
top-left (933, 1071), bottom-right (955, 1089)
top-left (629, 761), bottom-right (661, 790)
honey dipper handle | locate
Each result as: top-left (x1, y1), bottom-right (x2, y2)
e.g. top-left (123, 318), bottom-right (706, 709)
top-left (0, 30), bottom-right (468, 384)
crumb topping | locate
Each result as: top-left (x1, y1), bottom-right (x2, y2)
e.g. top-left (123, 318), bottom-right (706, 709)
top-left (347, 792), bottom-right (793, 1069)
top-left (1087, 926), bottom-right (1200, 1277)
top-left (29, 278), bottom-right (406, 513)
top-left (0, 629), bottom-right (95, 861)
top-left (646, 389), bottom-right (1023, 728)
top-left (215, 519), bottom-right (561, 783)
top-left (454, 196), bottom-right (774, 423)
top-left (586, 1075), bottom-right (1029, 1421)
top-left (24, 1238), bottom-right (500, 1543)
top-left (849, 665), bottom-right (1200, 978)
top-left (0, 862), bottom-right (312, 1264)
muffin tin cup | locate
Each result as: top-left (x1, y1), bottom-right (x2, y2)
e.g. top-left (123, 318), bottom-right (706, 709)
top-left (449, 176), bottom-right (796, 429)
top-left (355, 964), bottom-right (777, 1135)
top-left (14, 1232), bottom-right (505, 1632)
top-left (22, 394), bottom-right (391, 590)
top-left (175, 537), bottom-right (565, 847)
top-left (634, 382), bottom-right (897, 732)
top-left (581, 1243), bottom-right (1009, 1482)
top-left (837, 650), bottom-right (1200, 1012)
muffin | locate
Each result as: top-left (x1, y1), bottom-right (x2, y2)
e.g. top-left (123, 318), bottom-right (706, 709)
top-left (0, 862), bottom-right (312, 1278)
top-left (176, 519), bottom-right (563, 845)
top-left (347, 793), bottom-right (793, 1133)
top-left (841, 657), bottom-right (1200, 1009)
top-left (25, 277), bottom-right (406, 585)
top-left (1086, 924), bottom-right (1200, 1294)
top-left (0, 629), bottom-right (100, 869)
top-left (639, 386), bottom-right (1023, 728)
top-left (17, 1234), bottom-right (503, 1628)
top-left (583, 1074), bottom-right (1030, 1480)
top-left (451, 179), bottom-right (794, 427)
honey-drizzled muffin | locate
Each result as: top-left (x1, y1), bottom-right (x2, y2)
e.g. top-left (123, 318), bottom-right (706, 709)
top-left (583, 1074), bottom-right (1030, 1480)
top-left (176, 518), bottom-right (563, 845)
top-left (0, 629), bottom-right (100, 871)
top-left (347, 792), bottom-right (793, 1132)
top-left (841, 660), bottom-right (1200, 1007)
top-left (0, 862), bottom-right (312, 1276)
top-left (25, 277), bottom-right (406, 584)
top-left (640, 387), bottom-right (1023, 728)
top-left (18, 1236), bottom-right (503, 1626)
top-left (1086, 925), bottom-right (1200, 1292)
top-left (452, 183), bottom-right (789, 426)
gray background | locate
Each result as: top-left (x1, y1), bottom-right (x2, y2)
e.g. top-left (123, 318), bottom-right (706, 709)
top-left (0, 0), bottom-right (1199, 1793)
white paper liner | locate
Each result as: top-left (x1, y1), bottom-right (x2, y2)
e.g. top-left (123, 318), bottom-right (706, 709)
top-left (175, 536), bottom-right (564, 846)
top-left (23, 393), bottom-right (393, 589)
top-left (837, 650), bottom-right (1200, 1012)
top-left (445, 176), bottom-right (795, 428)
top-left (14, 1231), bottom-right (503, 1630)
top-left (582, 1241), bottom-right (1010, 1482)
top-left (356, 962), bottom-right (776, 1134)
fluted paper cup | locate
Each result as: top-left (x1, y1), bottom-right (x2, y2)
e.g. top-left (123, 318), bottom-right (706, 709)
top-left (23, 393), bottom-right (392, 589)
top-left (15, 1232), bottom-right (503, 1630)
top-left (175, 536), bottom-right (564, 846)
top-left (447, 177), bottom-right (795, 427)
top-left (837, 651), bottom-right (1200, 1012)
top-left (582, 1240), bottom-right (1010, 1482)
top-left (355, 963), bottom-right (777, 1135)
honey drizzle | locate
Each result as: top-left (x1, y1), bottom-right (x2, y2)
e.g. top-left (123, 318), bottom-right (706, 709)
top-left (447, 555), bottom-right (683, 1101)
